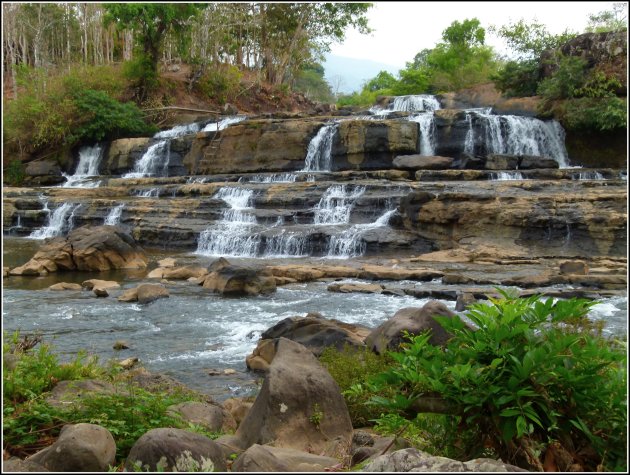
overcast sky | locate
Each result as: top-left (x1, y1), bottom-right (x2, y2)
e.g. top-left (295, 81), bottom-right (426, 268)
top-left (329, 1), bottom-right (622, 68)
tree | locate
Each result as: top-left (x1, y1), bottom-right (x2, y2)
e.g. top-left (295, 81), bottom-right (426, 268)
top-left (587, 2), bottom-right (628, 32)
top-left (104, 3), bottom-right (204, 96)
top-left (364, 70), bottom-right (397, 92)
top-left (491, 19), bottom-right (576, 60)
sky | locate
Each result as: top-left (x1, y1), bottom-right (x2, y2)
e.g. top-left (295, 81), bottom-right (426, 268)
top-left (329, 1), bottom-right (622, 69)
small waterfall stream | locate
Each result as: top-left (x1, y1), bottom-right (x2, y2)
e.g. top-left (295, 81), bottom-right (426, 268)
top-left (29, 202), bottom-right (81, 239)
top-left (371, 94), bottom-right (441, 115)
top-left (409, 113), bottom-right (437, 156)
top-left (62, 144), bottom-right (103, 188)
top-left (490, 172), bottom-right (525, 181)
top-left (302, 123), bottom-right (339, 172)
top-left (313, 185), bottom-right (365, 225)
top-left (104, 204), bottom-right (125, 225)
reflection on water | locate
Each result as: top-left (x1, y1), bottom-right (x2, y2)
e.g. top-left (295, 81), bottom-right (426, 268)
top-left (2, 236), bottom-right (627, 401)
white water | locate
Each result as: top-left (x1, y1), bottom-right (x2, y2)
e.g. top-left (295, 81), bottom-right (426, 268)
top-left (371, 95), bottom-right (441, 116)
top-left (29, 202), bottom-right (81, 239)
top-left (302, 124), bottom-right (338, 172)
top-left (409, 113), bottom-right (437, 156)
top-left (155, 123), bottom-right (201, 139)
top-left (466, 110), bottom-right (569, 167)
top-left (135, 188), bottom-right (160, 198)
top-left (490, 172), bottom-right (525, 181)
top-left (572, 171), bottom-right (604, 180)
top-left (314, 185), bottom-right (365, 225)
top-left (123, 140), bottom-right (170, 178)
top-left (62, 144), bottom-right (103, 188)
top-left (202, 116), bottom-right (247, 132)
top-left (104, 204), bottom-right (125, 225)
top-left (263, 231), bottom-right (310, 258)
top-left (240, 173), bottom-right (298, 184)
top-left (196, 187), bottom-right (261, 257)
top-left (326, 208), bottom-right (397, 258)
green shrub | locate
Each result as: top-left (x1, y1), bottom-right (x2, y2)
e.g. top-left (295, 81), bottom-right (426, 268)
top-left (492, 59), bottom-right (540, 97)
top-left (537, 55), bottom-right (588, 101)
top-left (319, 344), bottom-right (394, 427)
top-left (356, 290), bottom-right (627, 471)
top-left (4, 159), bottom-right (26, 186)
top-left (197, 65), bottom-right (242, 105)
top-left (563, 96), bottom-right (627, 131)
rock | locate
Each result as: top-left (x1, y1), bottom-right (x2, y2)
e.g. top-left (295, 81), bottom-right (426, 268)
top-left (48, 282), bottom-right (83, 291)
top-left (118, 287), bottom-right (139, 302)
top-left (82, 279), bottom-right (120, 291)
top-left (202, 264), bottom-right (276, 296)
top-left (455, 292), bottom-right (476, 311)
top-left (118, 357), bottom-right (139, 369)
top-left (27, 423), bottom-right (116, 472)
top-left (162, 265), bottom-right (208, 280)
top-left (246, 313), bottom-right (369, 370)
top-left (93, 287), bottom-right (109, 297)
top-left (232, 444), bottom-right (339, 472)
top-left (222, 398), bottom-right (254, 426)
top-left (519, 155), bottom-right (560, 169)
top-left (559, 260), bottom-right (589, 275)
top-left (393, 155), bottom-right (454, 170)
top-left (222, 103), bottom-right (238, 115)
top-left (365, 301), bottom-right (458, 354)
top-left (167, 401), bottom-right (237, 433)
top-left (3, 457), bottom-right (50, 472)
top-left (46, 379), bottom-right (119, 409)
top-left (102, 137), bottom-right (152, 175)
top-left (137, 283), bottom-right (170, 304)
top-left (485, 154), bottom-right (519, 170)
top-left (361, 448), bottom-right (527, 472)
top-left (125, 428), bottom-right (226, 472)
top-left (23, 160), bottom-right (65, 186)
top-left (328, 282), bottom-right (384, 294)
top-left (231, 338), bottom-right (353, 454)
top-left (147, 268), bottom-right (165, 278)
top-left (158, 257), bottom-right (177, 268)
top-left (11, 226), bottom-right (147, 275)
top-left (3, 267), bottom-right (9, 278)
top-left (113, 340), bottom-right (130, 350)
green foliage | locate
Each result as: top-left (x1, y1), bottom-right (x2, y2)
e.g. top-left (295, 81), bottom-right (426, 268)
top-left (358, 291), bottom-right (627, 470)
top-left (197, 65), bottom-right (243, 105)
top-left (4, 159), bottom-right (26, 186)
top-left (364, 71), bottom-right (398, 93)
top-left (3, 332), bottom-right (218, 463)
top-left (491, 59), bottom-right (540, 97)
top-left (563, 97), bottom-right (627, 131)
top-left (491, 19), bottom-right (576, 60)
top-left (319, 344), bottom-right (394, 427)
top-left (292, 64), bottom-right (334, 103)
top-left (537, 55), bottom-right (588, 100)
top-left (122, 55), bottom-right (160, 94)
top-left (586, 3), bottom-right (628, 33)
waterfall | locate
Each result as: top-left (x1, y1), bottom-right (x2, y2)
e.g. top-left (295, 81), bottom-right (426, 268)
top-left (465, 110), bottom-right (569, 167)
top-left (572, 171), bottom-right (604, 180)
top-left (313, 185), bottom-right (365, 225)
top-left (409, 113), bottom-right (437, 156)
top-left (263, 231), bottom-right (310, 258)
top-left (202, 116), bottom-right (247, 132)
top-left (62, 144), bottom-right (103, 188)
top-left (123, 140), bottom-right (170, 178)
top-left (155, 123), bottom-right (200, 139)
top-left (29, 202), bottom-right (81, 239)
top-left (326, 209), bottom-right (397, 259)
top-left (240, 173), bottom-right (298, 184)
top-left (490, 172), bottom-right (525, 181)
top-left (104, 204), bottom-right (125, 225)
top-left (371, 95), bottom-right (441, 116)
top-left (135, 188), bottom-right (161, 198)
top-left (196, 187), bottom-right (261, 257)
top-left (302, 123), bottom-right (338, 172)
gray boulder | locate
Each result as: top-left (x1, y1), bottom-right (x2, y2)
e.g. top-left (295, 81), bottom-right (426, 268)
top-left (393, 155), bottom-right (454, 170)
top-left (125, 428), bottom-right (226, 472)
top-left (365, 301), bottom-right (457, 354)
top-left (27, 423), bottom-right (116, 472)
top-left (232, 444), bottom-right (339, 472)
top-left (167, 401), bottom-right (237, 433)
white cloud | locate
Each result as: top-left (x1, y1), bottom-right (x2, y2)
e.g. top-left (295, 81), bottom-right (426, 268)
top-left (330, 1), bottom-right (619, 68)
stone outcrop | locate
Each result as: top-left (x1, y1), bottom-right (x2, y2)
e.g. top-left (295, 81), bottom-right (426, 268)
top-left (101, 137), bottom-right (151, 175)
top-left (365, 301), bottom-right (458, 354)
top-left (246, 313), bottom-right (370, 371)
top-left (27, 423), bottom-right (116, 472)
top-left (393, 154), bottom-right (454, 170)
top-left (118, 283), bottom-right (170, 303)
top-left (10, 225), bottom-right (147, 275)
top-left (232, 444), bottom-right (340, 472)
top-left (202, 263), bottom-right (276, 296)
top-left (167, 401), bottom-right (237, 434)
top-left (23, 159), bottom-right (65, 186)
top-left (361, 448), bottom-right (527, 472)
top-left (125, 428), bottom-right (227, 472)
top-left (223, 338), bottom-right (353, 454)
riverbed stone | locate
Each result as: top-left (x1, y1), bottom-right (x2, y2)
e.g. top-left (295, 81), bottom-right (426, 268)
top-left (137, 283), bottom-right (170, 304)
top-left (125, 428), bottom-right (226, 472)
top-left (231, 338), bottom-right (353, 454)
top-left (167, 401), bottom-right (237, 433)
top-left (232, 444), bottom-right (340, 472)
top-left (27, 423), bottom-right (116, 472)
top-left (3, 457), bottom-right (50, 472)
top-left (48, 282), bottom-right (83, 291)
top-left (327, 282), bottom-right (384, 294)
top-left (202, 264), bottom-right (276, 296)
top-left (82, 279), bottom-right (120, 290)
top-left (365, 301), bottom-right (458, 354)
top-left (162, 265), bottom-right (208, 280)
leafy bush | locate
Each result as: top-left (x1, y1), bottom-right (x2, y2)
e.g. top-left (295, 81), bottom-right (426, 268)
top-left (492, 59), bottom-right (540, 97)
top-left (4, 159), bottom-right (26, 186)
top-left (197, 65), bottom-right (242, 105)
top-left (319, 344), bottom-right (393, 427)
top-left (563, 97), bottom-right (627, 131)
top-left (356, 290), bottom-right (627, 471)
top-left (538, 55), bottom-right (588, 101)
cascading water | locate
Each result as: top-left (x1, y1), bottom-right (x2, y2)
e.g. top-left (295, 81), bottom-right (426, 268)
top-left (371, 94), bottom-right (441, 116)
top-left (196, 187), bottom-right (261, 257)
top-left (240, 173), bottom-right (298, 184)
top-left (123, 140), bottom-right (170, 178)
top-left (313, 185), bottom-right (365, 225)
top-left (104, 204), bottom-right (125, 225)
top-left (155, 123), bottom-right (201, 139)
top-left (490, 171), bottom-right (525, 181)
top-left (202, 116), bottom-right (247, 132)
top-left (263, 231), bottom-right (310, 258)
top-left (29, 202), bottom-right (81, 239)
top-left (409, 113), bottom-right (437, 155)
top-left (464, 110), bottom-right (569, 167)
top-left (572, 171), bottom-right (604, 180)
top-left (326, 208), bottom-right (397, 258)
top-left (62, 144), bottom-right (103, 188)
top-left (302, 123), bottom-right (338, 172)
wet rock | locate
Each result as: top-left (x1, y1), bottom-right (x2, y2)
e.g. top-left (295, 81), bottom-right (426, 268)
top-left (27, 423), bottom-right (116, 472)
top-left (559, 260), bottom-right (589, 275)
top-left (485, 154), bottom-right (519, 170)
top-left (202, 264), bottom-right (276, 296)
top-left (393, 155), bottom-right (454, 170)
top-left (455, 292), bottom-right (477, 311)
top-left (93, 287), bottom-right (109, 297)
top-left (365, 301), bottom-right (458, 354)
top-left (125, 428), bottom-right (226, 472)
top-left (48, 282), bottom-right (83, 291)
top-left (82, 279), bottom-right (120, 291)
top-left (137, 283), bottom-right (170, 304)
top-left (327, 282), bottom-right (384, 294)
top-left (162, 265), bottom-right (208, 280)
top-left (113, 340), bottom-right (130, 350)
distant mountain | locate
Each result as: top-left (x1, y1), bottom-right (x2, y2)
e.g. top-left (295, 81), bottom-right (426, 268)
top-left (323, 53), bottom-right (402, 94)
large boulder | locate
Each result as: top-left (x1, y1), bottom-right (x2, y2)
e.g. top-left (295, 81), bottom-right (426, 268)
top-left (27, 423), bottom-right (116, 472)
top-left (167, 401), bottom-right (237, 433)
top-left (10, 225), bottom-right (147, 275)
top-left (393, 155), bottom-right (454, 170)
top-left (365, 301), bottom-right (458, 354)
top-left (246, 313), bottom-right (370, 371)
top-left (232, 444), bottom-right (340, 472)
top-left (361, 448), bottom-right (527, 472)
top-left (226, 338), bottom-right (353, 454)
top-left (125, 428), bottom-right (226, 472)
top-left (23, 159), bottom-right (65, 186)
top-left (202, 264), bottom-right (276, 296)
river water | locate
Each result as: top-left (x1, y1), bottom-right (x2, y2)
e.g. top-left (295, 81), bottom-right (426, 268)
top-left (2, 235), bottom-right (627, 402)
